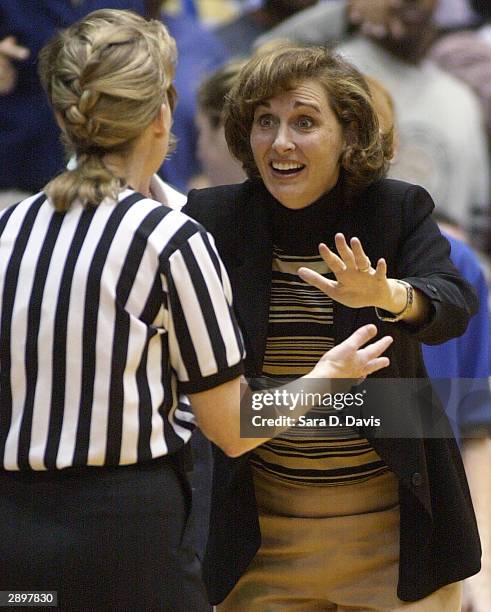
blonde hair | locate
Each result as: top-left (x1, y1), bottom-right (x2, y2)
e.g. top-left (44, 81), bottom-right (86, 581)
top-left (225, 44), bottom-right (391, 192)
top-left (38, 9), bottom-right (177, 211)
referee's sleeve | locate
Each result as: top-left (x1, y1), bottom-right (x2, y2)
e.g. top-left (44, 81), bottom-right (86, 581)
top-left (163, 229), bottom-right (245, 393)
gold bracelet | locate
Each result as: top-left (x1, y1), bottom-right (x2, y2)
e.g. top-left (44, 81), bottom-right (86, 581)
top-left (375, 280), bottom-right (414, 322)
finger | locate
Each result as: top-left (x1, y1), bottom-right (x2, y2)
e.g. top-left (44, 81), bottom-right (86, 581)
top-left (334, 233), bottom-right (357, 269)
top-left (318, 242), bottom-right (347, 275)
top-left (350, 237), bottom-right (371, 271)
top-left (341, 323), bottom-right (379, 351)
top-left (374, 258), bottom-right (387, 279)
top-left (358, 335), bottom-right (393, 361)
top-left (0, 37), bottom-right (30, 60)
top-left (365, 356), bottom-right (390, 375)
top-left (298, 267), bottom-right (338, 295)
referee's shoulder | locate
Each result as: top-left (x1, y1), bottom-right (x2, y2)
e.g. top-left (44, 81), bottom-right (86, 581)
top-left (0, 191), bottom-right (46, 218)
top-left (137, 194), bottom-right (211, 261)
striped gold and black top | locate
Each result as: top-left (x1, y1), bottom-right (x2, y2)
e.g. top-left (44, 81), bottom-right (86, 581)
top-left (251, 239), bottom-right (388, 486)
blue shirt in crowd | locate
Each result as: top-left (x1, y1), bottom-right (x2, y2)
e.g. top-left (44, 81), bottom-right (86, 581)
top-left (422, 233), bottom-right (491, 440)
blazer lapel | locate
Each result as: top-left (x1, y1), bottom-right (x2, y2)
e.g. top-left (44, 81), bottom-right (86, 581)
top-left (229, 183), bottom-right (273, 376)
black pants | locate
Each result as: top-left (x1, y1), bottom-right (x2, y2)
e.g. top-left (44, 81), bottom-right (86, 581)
top-left (0, 455), bottom-right (208, 611)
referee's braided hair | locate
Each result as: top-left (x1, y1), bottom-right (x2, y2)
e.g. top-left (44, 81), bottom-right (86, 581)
top-left (38, 9), bottom-right (177, 211)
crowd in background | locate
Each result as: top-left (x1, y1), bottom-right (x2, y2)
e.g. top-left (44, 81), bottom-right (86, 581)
top-left (1, 1), bottom-right (491, 610)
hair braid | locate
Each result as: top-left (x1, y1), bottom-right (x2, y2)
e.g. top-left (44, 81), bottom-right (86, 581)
top-left (38, 9), bottom-right (177, 211)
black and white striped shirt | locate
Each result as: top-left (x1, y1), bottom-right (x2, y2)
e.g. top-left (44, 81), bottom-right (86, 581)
top-left (0, 190), bottom-right (244, 470)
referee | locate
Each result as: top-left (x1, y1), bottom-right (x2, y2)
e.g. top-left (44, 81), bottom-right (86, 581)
top-left (0, 9), bottom-right (392, 612)
top-left (0, 11), bottom-right (243, 611)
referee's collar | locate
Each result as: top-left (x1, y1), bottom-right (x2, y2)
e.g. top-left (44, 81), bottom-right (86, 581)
top-left (149, 174), bottom-right (186, 211)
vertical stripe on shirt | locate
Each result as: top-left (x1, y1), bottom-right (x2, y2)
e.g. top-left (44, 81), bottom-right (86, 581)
top-left (0, 195), bottom-right (45, 468)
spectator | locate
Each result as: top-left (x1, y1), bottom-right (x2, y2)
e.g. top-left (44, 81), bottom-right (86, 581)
top-left (429, 0), bottom-right (491, 256)
top-left (193, 58), bottom-right (248, 188)
top-left (430, 0), bottom-right (491, 141)
top-left (214, 0), bottom-right (318, 57)
top-left (158, 3), bottom-right (229, 191)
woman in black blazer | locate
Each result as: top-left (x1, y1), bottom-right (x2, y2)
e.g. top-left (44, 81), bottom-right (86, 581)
top-left (184, 45), bottom-right (481, 610)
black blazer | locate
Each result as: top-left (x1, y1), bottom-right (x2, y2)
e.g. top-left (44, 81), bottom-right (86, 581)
top-left (184, 178), bottom-right (481, 604)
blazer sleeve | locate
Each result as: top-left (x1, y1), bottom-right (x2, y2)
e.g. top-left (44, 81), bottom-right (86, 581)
top-left (394, 184), bottom-right (478, 344)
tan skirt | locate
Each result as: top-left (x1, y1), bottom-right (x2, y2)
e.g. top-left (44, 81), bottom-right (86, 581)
top-left (218, 469), bottom-right (461, 611)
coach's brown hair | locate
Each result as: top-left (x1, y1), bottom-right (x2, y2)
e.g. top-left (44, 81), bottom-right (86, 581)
top-left (225, 44), bottom-right (392, 191)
